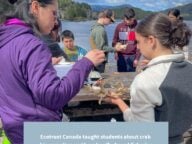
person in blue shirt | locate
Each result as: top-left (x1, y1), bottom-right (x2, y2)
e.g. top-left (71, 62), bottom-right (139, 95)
top-left (61, 30), bottom-right (87, 62)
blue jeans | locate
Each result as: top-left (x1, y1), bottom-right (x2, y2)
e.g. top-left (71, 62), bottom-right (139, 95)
top-left (117, 53), bottom-right (136, 72)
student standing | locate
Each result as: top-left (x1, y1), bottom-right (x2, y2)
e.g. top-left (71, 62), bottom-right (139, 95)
top-left (107, 13), bottom-right (192, 144)
top-left (167, 9), bottom-right (189, 60)
top-left (90, 9), bottom-right (123, 73)
top-left (168, 8), bottom-right (183, 22)
top-left (112, 8), bottom-right (140, 72)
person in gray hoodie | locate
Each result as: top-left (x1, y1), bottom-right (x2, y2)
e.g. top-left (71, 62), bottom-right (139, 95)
top-left (90, 9), bottom-right (124, 73)
top-left (0, 0), bottom-right (105, 143)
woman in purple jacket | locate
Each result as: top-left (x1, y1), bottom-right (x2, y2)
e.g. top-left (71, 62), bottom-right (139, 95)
top-left (0, 0), bottom-right (105, 143)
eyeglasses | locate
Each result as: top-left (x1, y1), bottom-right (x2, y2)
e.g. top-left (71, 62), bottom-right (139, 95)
top-left (29, 0), bottom-right (60, 18)
top-left (46, 5), bottom-right (60, 19)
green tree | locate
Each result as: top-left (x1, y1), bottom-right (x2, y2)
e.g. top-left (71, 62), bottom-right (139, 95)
top-left (58, 0), bottom-right (91, 20)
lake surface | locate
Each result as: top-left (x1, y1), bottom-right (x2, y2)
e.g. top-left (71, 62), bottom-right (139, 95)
top-left (61, 20), bottom-right (117, 51)
top-left (61, 20), bottom-right (119, 62)
top-left (61, 20), bottom-right (192, 62)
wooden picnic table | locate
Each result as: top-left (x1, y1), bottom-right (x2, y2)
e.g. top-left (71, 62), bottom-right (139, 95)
top-left (63, 72), bottom-right (137, 121)
top-left (69, 72), bottom-right (137, 103)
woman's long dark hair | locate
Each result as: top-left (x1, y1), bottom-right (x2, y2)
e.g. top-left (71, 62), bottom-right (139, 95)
top-left (4, 0), bottom-right (54, 35)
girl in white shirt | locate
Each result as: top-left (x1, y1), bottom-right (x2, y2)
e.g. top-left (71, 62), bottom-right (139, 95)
top-left (107, 13), bottom-right (192, 144)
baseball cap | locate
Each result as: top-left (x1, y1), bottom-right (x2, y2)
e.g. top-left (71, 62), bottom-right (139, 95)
top-left (104, 9), bottom-right (115, 23)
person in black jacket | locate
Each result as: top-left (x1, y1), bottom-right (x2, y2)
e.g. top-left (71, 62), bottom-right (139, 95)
top-left (42, 18), bottom-right (70, 64)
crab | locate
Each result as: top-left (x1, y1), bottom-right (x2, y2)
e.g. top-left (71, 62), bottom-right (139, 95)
top-left (91, 79), bottom-right (130, 104)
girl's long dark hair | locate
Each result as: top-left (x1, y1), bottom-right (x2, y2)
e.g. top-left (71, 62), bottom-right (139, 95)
top-left (136, 13), bottom-right (191, 49)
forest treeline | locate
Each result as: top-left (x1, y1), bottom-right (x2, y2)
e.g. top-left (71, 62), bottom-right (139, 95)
top-left (59, 0), bottom-right (192, 21)
top-left (58, 0), bottom-right (152, 20)
top-left (0, 0), bottom-right (192, 23)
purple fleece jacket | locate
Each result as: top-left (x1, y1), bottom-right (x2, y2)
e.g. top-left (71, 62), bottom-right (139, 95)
top-left (0, 23), bottom-right (93, 143)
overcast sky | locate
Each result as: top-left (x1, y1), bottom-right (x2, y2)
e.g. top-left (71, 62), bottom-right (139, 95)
top-left (72, 0), bottom-right (192, 11)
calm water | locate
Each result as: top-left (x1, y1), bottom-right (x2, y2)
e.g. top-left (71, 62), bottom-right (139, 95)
top-left (61, 20), bottom-right (117, 51)
top-left (61, 20), bottom-right (118, 63)
top-left (61, 20), bottom-right (192, 62)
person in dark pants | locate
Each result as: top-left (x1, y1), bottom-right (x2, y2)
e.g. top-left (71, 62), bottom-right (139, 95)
top-left (112, 8), bottom-right (141, 72)
top-left (48, 42), bottom-right (69, 61)
top-left (117, 54), bottom-right (136, 72)
top-left (42, 18), bottom-right (70, 64)
top-left (90, 9), bottom-right (124, 73)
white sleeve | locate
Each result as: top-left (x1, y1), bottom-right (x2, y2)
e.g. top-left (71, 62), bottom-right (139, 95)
top-left (123, 71), bottom-right (163, 122)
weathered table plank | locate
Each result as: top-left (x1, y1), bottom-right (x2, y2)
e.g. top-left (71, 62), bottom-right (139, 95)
top-left (69, 72), bottom-right (137, 103)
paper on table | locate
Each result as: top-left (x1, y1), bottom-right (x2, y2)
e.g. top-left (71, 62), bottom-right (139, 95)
top-left (54, 63), bottom-right (74, 78)
top-left (58, 62), bottom-right (71, 65)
